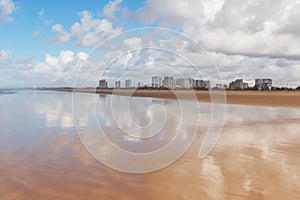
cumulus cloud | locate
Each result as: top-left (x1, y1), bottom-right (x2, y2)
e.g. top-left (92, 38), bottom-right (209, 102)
top-left (45, 53), bottom-right (59, 68)
top-left (44, 50), bottom-right (86, 69)
top-left (77, 52), bottom-right (89, 61)
top-left (129, 0), bottom-right (300, 60)
top-left (123, 37), bottom-right (142, 49)
top-left (71, 11), bottom-right (122, 46)
top-left (277, 2), bottom-right (300, 36)
top-left (102, 0), bottom-right (124, 21)
top-left (0, 50), bottom-right (92, 87)
top-left (192, 0), bottom-right (300, 59)
top-left (35, 50), bottom-right (92, 86)
top-left (59, 50), bottom-right (74, 64)
top-left (51, 24), bottom-right (71, 44)
top-left (49, 11), bottom-right (122, 47)
top-left (0, 48), bottom-right (11, 61)
top-left (0, 0), bottom-right (16, 23)
top-left (132, 0), bottom-right (205, 26)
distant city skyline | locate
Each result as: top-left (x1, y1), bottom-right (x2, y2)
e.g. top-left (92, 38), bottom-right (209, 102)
top-left (99, 76), bottom-right (277, 90)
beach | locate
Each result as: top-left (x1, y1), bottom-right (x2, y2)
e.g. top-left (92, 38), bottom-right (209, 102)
top-left (50, 88), bottom-right (300, 108)
top-left (0, 90), bottom-right (300, 199)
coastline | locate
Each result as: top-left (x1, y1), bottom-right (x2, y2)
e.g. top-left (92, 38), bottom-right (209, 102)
top-left (2, 88), bottom-right (300, 200)
top-left (40, 88), bottom-right (300, 108)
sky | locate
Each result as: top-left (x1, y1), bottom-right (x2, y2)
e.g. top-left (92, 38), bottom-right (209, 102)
top-left (0, 0), bottom-right (300, 88)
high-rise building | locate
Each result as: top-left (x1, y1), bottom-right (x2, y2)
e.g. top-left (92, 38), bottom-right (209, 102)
top-left (137, 82), bottom-right (142, 88)
top-left (174, 78), bottom-right (186, 88)
top-left (235, 79), bottom-right (244, 89)
top-left (262, 79), bottom-right (272, 90)
top-left (99, 79), bottom-right (107, 89)
top-left (187, 78), bottom-right (195, 88)
top-left (229, 79), bottom-right (244, 89)
top-left (255, 78), bottom-right (272, 90)
top-left (152, 76), bottom-right (162, 88)
top-left (255, 79), bottom-right (262, 88)
top-left (204, 80), bottom-right (211, 89)
top-left (173, 78), bottom-right (195, 88)
top-left (163, 77), bottom-right (174, 88)
top-left (195, 80), bottom-right (204, 88)
top-left (125, 79), bottom-right (132, 88)
top-left (115, 81), bottom-right (121, 88)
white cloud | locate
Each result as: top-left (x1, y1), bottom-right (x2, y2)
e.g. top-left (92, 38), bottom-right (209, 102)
top-left (70, 11), bottom-right (122, 46)
top-left (123, 37), bottom-right (142, 49)
top-left (45, 50), bottom-right (75, 68)
top-left (102, 0), bottom-right (123, 20)
top-left (51, 24), bottom-right (71, 44)
top-left (131, 0), bottom-right (224, 26)
top-left (50, 11), bottom-right (122, 46)
top-left (129, 0), bottom-right (300, 60)
top-left (77, 52), bottom-right (89, 61)
top-left (59, 50), bottom-right (74, 64)
top-left (278, 2), bottom-right (300, 36)
top-left (132, 0), bottom-right (203, 25)
top-left (190, 0), bottom-right (300, 59)
top-left (192, 22), bottom-right (300, 59)
top-left (0, 0), bottom-right (16, 23)
top-left (0, 48), bottom-right (11, 61)
top-left (201, 0), bottom-right (224, 22)
top-left (45, 53), bottom-right (59, 68)
top-left (0, 50), bottom-right (99, 87)
top-left (30, 50), bottom-right (91, 86)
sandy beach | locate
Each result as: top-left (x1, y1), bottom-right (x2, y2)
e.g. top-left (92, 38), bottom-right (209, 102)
top-left (50, 88), bottom-right (300, 108)
top-left (2, 123), bottom-right (300, 200)
top-left (1, 90), bottom-right (300, 199)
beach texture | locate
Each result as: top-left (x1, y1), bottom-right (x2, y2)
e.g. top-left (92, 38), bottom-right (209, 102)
top-left (51, 88), bottom-right (300, 108)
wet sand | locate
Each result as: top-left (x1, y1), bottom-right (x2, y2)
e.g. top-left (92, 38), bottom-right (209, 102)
top-left (1, 91), bottom-right (300, 199)
top-left (50, 88), bottom-right (300, 108)
top-left (1, 121), bottom-right (300, 200)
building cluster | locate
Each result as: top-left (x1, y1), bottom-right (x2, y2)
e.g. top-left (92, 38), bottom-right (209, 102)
top-left (214, 78), bottom-right (272, 90)
top-left (99, 79), bottom-right (133, 89)
top-left (99, 77), bottom-right (273, 90)
top-left (228, 79), bottom-right (249, 90)
top-left (254, 78), bottom-right (272, 90)
top-left (99, 76), bottom-right (211, 89)
top-left (151, 76), bottom-right (211, 89)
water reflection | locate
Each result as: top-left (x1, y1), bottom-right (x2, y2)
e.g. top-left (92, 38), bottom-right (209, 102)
top-left (0, 90), bottom-right (300, 199)
top-left (73, 92), bottom-right (201, 172)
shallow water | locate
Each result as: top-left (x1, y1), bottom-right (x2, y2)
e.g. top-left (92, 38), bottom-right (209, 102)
top-left (0, 90), bottom-right (300, 199)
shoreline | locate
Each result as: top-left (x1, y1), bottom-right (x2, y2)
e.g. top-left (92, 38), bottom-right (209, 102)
top-left (40, 88), bottom-right (300, 108)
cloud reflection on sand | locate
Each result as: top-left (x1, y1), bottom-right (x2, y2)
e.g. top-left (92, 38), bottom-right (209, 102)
top-left (1, 91), bottom-right (300, 199)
